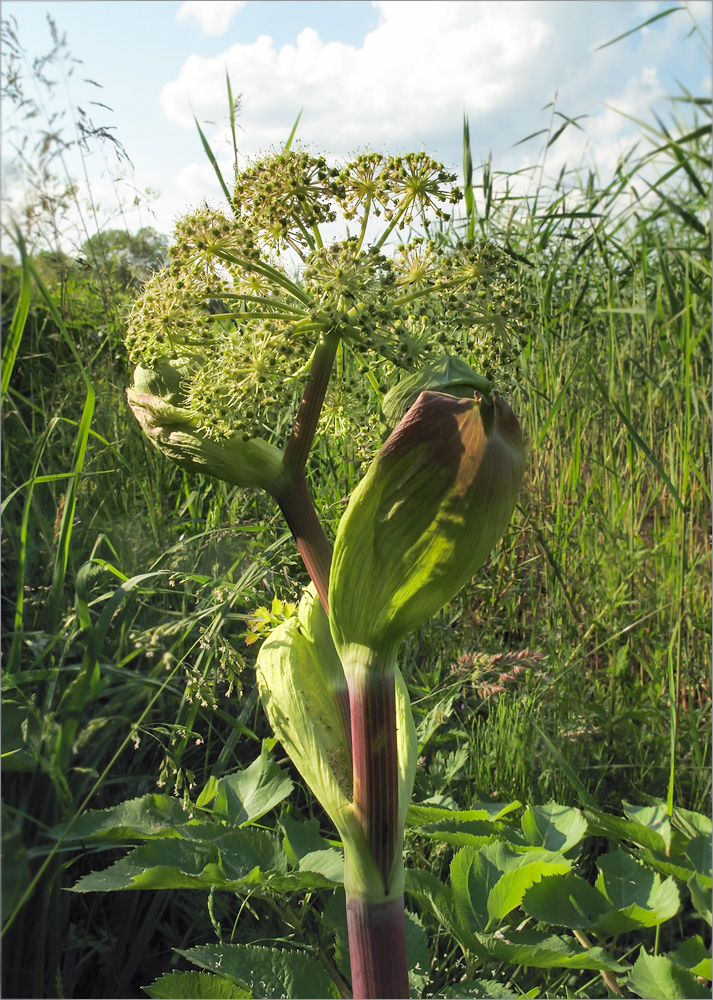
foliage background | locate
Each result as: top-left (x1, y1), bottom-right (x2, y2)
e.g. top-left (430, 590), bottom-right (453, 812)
top-left (1, 9), bottom-right (710, 999)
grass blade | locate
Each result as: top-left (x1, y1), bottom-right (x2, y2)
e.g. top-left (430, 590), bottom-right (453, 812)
top-left (193, 112), bottom-right (233, 205)
top-left (24, 251), bottom-right (96, 632)
top-left (595, 7), bottom-right (682, 51)
top-left (532, 722), bottom-right (599, 809)
top-left (1, 225), bottom-right (32, 405)
top-left (284, 107), bottom-right (303, 151)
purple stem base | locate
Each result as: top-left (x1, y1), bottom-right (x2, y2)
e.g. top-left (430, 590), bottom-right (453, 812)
top-left (346, 894), bottom-right (409, 1000)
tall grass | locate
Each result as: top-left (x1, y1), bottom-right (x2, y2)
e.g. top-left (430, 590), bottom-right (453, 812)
top-left (1, 14), bottom-right (710, 997)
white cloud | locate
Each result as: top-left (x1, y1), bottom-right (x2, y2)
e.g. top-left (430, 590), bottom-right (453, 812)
top-left (176, 1), bottom-right (246, 36)
top-left (161, 1), bottom-right (553, 156)
top-left (154, 0), bottom-right (709, 234)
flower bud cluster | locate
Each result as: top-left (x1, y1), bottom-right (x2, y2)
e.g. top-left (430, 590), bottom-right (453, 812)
top-left (125, 147), bottom-right (525, 443)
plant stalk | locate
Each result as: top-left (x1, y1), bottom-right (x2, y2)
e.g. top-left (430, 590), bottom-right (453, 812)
top-left (346, 895), bottom-right (409, 1000)
top-left (274, 470), bottom-right (333, 614)
top-left (344, 658), bottom-right (409, 999)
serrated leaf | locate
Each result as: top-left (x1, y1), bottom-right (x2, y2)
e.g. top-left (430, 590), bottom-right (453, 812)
top-left (670, 936), bottom-right (712, 980)
top-left (144, 970), bottom-right (250, 999)
top-left (71, 829), bottom-right (286, 892)
top-left (406, 801), bottom-right (521, 827)
top-left (420, 829), bottom-right (506, 851)
top-left (688, 874), bottom-right (712, 925)
top-left (685, 834), bottom-right (712, 886)
top-left (406, 867), bottom-right (474, 954)
top-left (214, 744), bottom-right (292, 826)
top-left (623, 802), bottom-right (672, 852)
top-left (595, 848), bottom-right (661, 907)
top-left (71, 840), bottom-right (220, 892)
top-left (178, 943), bottom-right (340, 999)
top-left (593, 850), bottom-right (679, 936)
top-left (405, 910), bottom-right (431, 995)
top-left (298, 848), bottom-right (344, 883)
top-left (486, 854), bottom-right (571, 926)
top-left (521, 873), bottom-right (610, 929)
top-left (482, 928), bottom-right (628, 971)
top-left (585, 809), bottom-right (668, 853)
top-left (451, 846), bottom-right (500, 935)
top-left (281, 815), bottom-right (332, 866)
top-left (440, 978), bottom-right (523, 999)
top-left (52, 794), bottom-right (194, 842)
top-left (521, 802), bottom-right (587, 852)
top-left (672, 806), bottom-right (712, 840)
top-left (450, 842), bottom-right (571, 934)
top-left (631, 847), bottom-right (695, 882)
top-left (627, 949), bottom-right (710, 999)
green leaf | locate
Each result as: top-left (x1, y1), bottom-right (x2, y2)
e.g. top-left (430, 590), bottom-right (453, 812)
top-left (144, 970), bottom-right (250, 999)
top-left (626, 949), bottom-right (711, 999)
top-left (440, 978), bottom-right (523, 999)
top-left (450, 842), bottom-right (571, 934)
top-left (281, 815), bottom-right (332, 865)
top-left (2, 225), bottom-right (31, 405)
top-left (178, 943), bottom-right (341, 1000)
top-left (297, 849), bottom-right (344, 882)
top-left (670, 936), bottom-right (712, 981)
top-left (405, 867), bottom-right (476, 955)
top-left (672, 806), bottom-right (712, 840)
top-left (406, 801), bottom-right (521, 827)
top-left (213, 743), bottom-right (293, 826)
top-left (623, 802), bottom-right (672, 852)
top-left (71, 840), bottom-right (222, 892)
top-left (585, 809), bottom-right (668, 853)
top-left (193, 113), bottom-right (232, 205)
top-left (486, 853), bottom-right (571, 927)
top-left (593, 849), bottom-right (680, 936)
top-left (521, 873), bottom-right (610, 929)
top-left (521, 802), bottom-right (587, 852)
top-left (70, 829), bottom-right (286, 892)
top-left (450, 846), bottom-right (500, 935)
top-left (405, 910), bottom-right (432, 996)
top-left (52, 794), bottom-right (193, 842)
top-left (631, 847), bottom-right (695, 882)
top-left (686, 834), bottom-right (713, 886)
top-left (482, 928), bottom-right (627, 971)
top-left (688, 874), bottom-right (712, 925)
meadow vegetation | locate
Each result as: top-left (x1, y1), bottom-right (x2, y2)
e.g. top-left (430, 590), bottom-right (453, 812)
top-left (1, 11), bottom-right (710, 999)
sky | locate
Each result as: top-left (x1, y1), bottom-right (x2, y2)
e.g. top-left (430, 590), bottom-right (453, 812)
top-left (1, 0), bottom-right (711, 248)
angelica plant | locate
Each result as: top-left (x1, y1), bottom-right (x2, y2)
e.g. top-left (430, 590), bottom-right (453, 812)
top-left (125, 145), bottom-right (525, 999)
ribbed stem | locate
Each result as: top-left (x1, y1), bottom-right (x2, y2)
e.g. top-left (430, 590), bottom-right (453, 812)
top-left (344, 659), bottom-right (409, 999)
top-left (346, 894), bottom-right (409, 1000)
top-left (348, 670), bottom-right (399, 888)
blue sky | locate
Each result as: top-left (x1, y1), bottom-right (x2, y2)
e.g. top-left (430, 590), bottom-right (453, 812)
top-left (2, 1), bottom-right (711, 246)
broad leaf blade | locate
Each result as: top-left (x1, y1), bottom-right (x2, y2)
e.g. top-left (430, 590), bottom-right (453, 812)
top-left (144, 970), bottom-right (250, 999)
top-left (627, 949), bottom-right (711, 999)
top-left (522, 873), bottom-right (610, 929)
top-left (521, 802), bottom-right (587, 852)
top-left (178, 943), bottom-right (340, 1000)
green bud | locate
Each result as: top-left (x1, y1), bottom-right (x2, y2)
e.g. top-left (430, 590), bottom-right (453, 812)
top-left (127, 360), bottom-right (286, 493)
top-left (330, 390), bottom-right (525, 661)
top-left (379, 354), bottom-right (492, 438)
